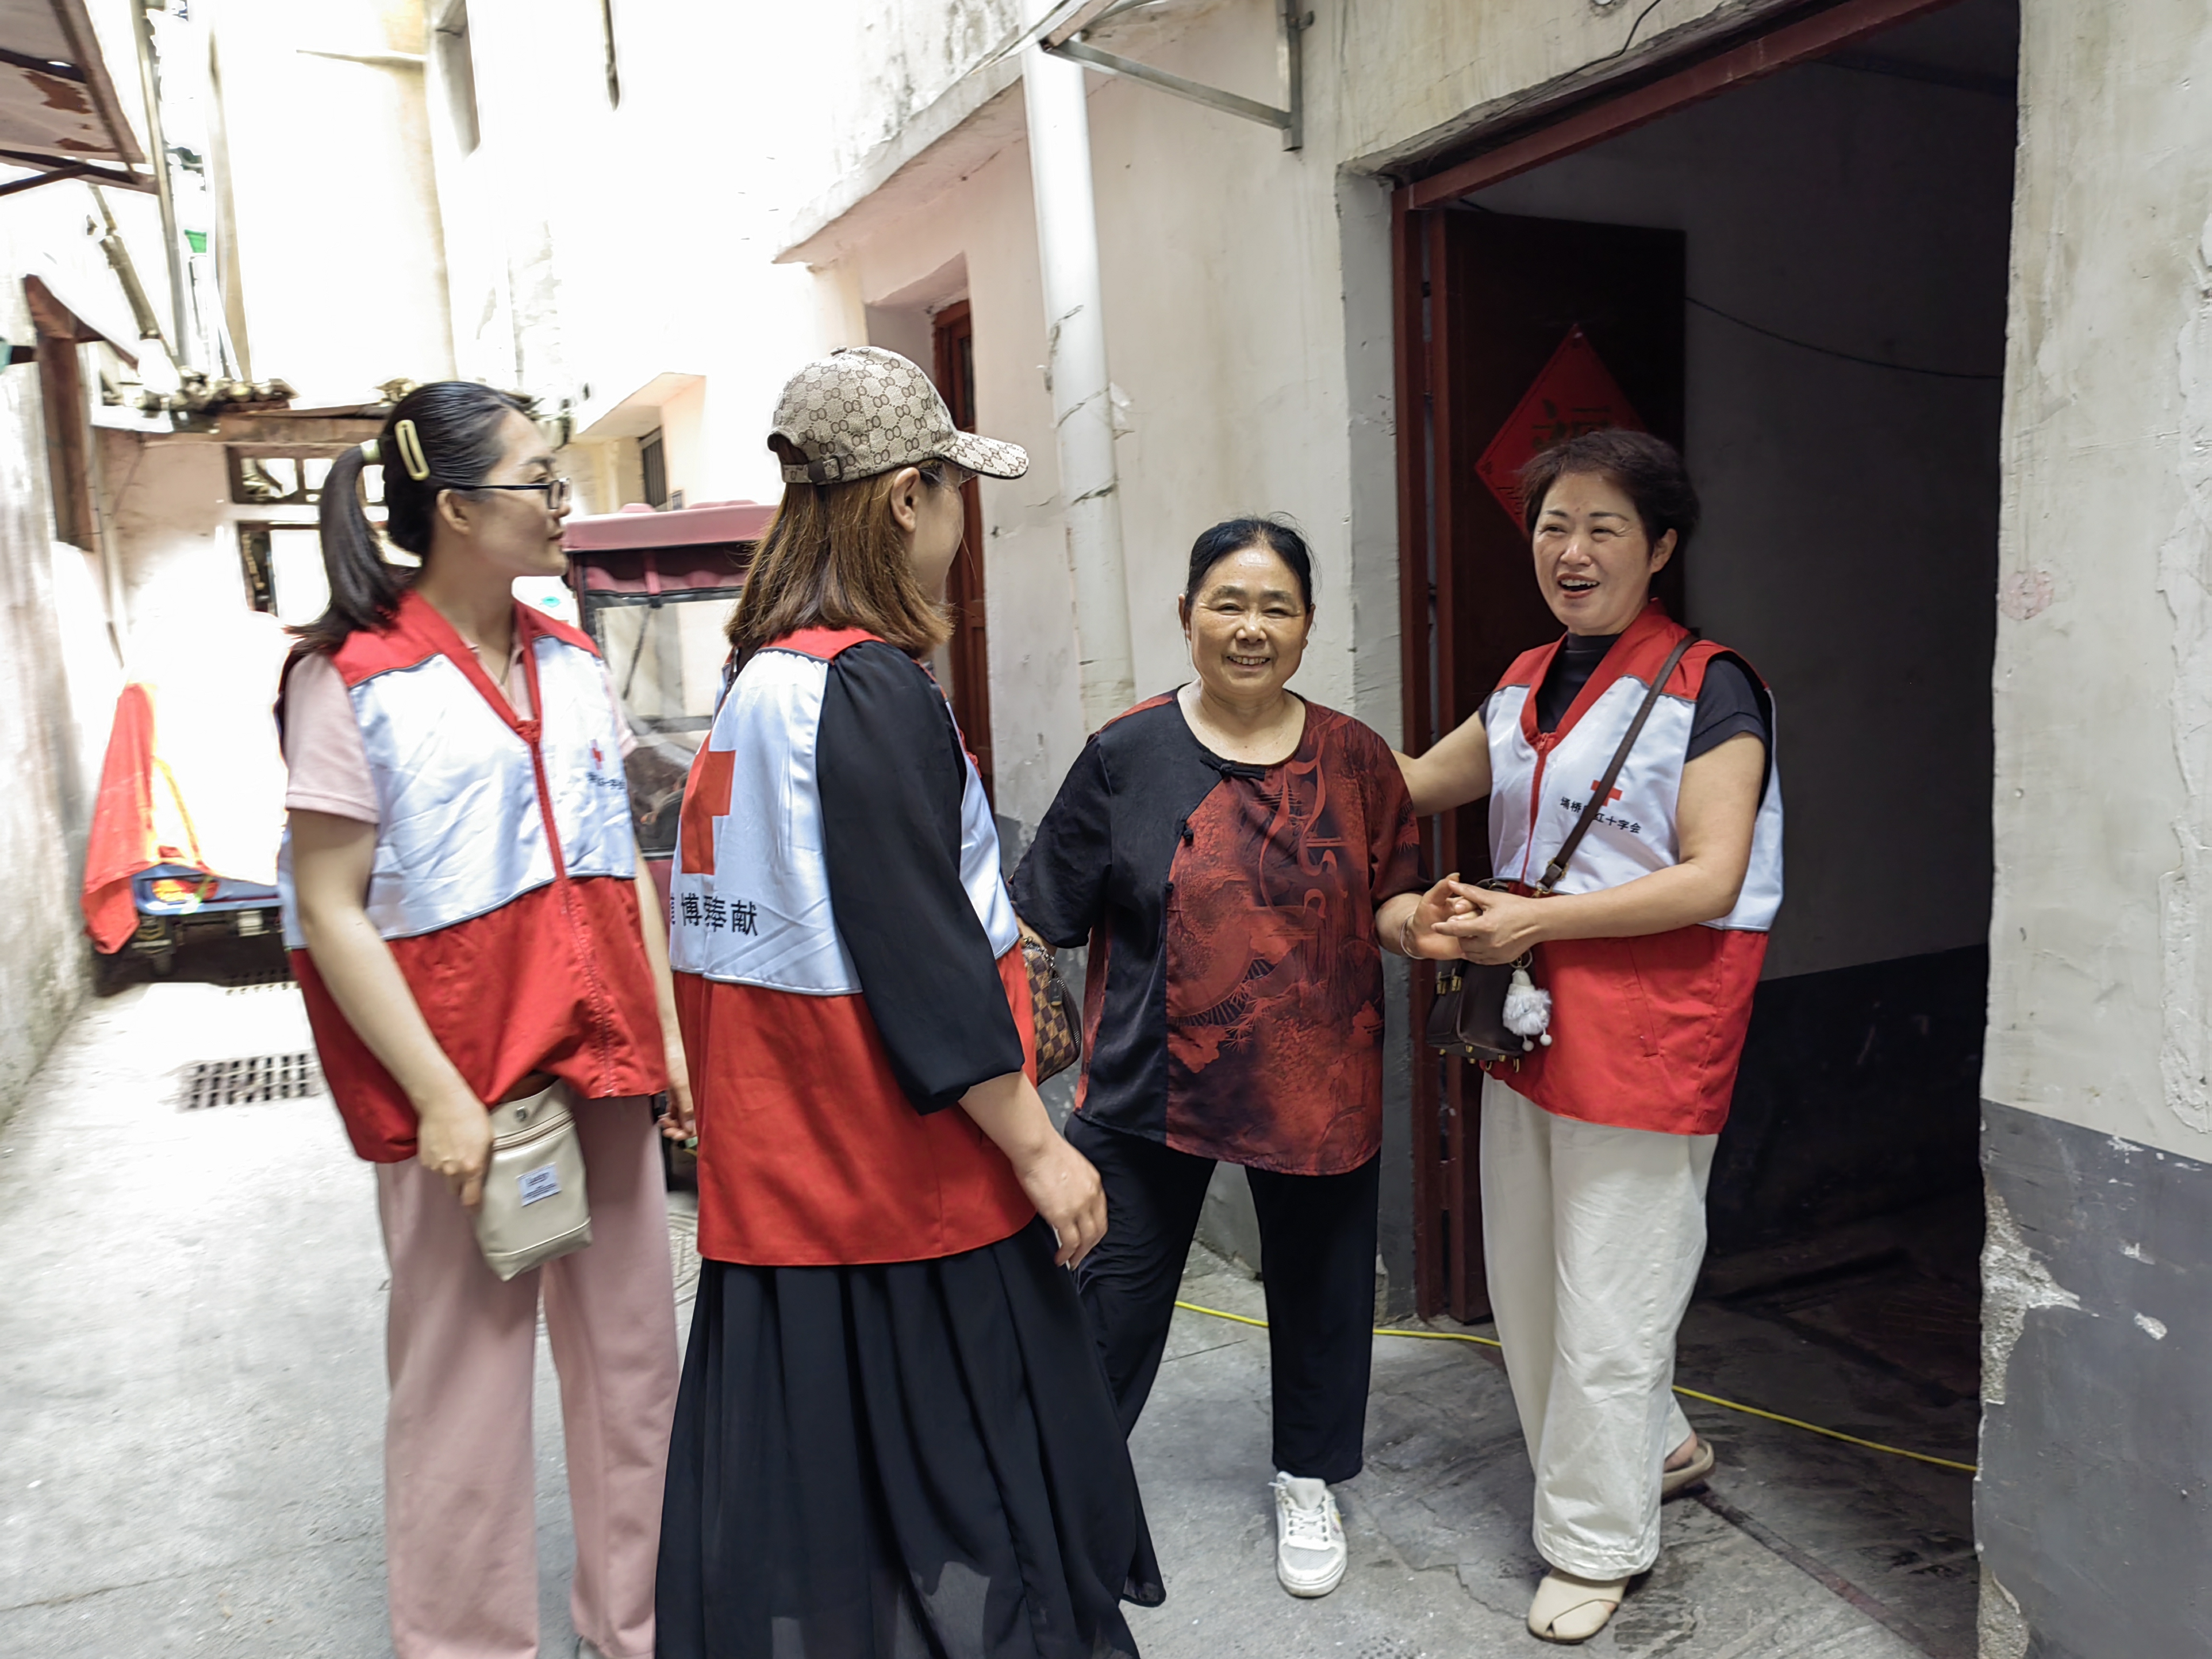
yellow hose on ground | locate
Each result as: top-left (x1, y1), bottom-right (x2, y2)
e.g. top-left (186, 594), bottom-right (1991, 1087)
top-left (1171, 1299), bottom-right (1978, 1475)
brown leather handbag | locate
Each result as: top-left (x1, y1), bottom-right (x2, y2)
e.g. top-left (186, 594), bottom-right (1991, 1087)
top-left (1424, 636), bottom-right (1694, 1065)
top-left (1023, 936), bottom-right (1083, 1084)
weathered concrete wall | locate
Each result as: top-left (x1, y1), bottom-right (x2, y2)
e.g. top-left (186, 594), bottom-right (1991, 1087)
top-left (102, 435), bottom-right (272, 633)
top-left (0, 195), bottom-right (137, 1127)
top-left (1977, 1104), bottom-right (2211, 1657)
top-left (1984, 0), bottom-right (2212, 1166)
top-left (1978, 1), bottom-right (2212, 1649)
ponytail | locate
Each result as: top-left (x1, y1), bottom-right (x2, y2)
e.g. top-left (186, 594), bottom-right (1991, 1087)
top-left (293, 380), bottom-right (534, 652)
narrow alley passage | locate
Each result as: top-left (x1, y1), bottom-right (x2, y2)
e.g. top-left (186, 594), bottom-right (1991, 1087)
top-left (2, 979), bottom-right (1973, 1658)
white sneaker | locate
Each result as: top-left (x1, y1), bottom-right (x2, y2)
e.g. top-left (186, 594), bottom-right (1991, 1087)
top-left (1271, 1471), bottom-right (1347, 1597)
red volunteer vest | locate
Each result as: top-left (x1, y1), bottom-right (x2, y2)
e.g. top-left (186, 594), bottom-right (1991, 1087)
top-left (1483, 602), bottom-right (1782, 1136)
top-left (281, 591), bottom-right (666, 1162)
top-left (670, 628), bottom-right (1036, 1265)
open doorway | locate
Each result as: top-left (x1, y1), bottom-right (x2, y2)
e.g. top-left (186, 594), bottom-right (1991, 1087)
top-left (1394, 1), bottom-right (2015, 1645)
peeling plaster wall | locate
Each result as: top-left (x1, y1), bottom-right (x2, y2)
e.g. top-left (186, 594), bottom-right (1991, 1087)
top-left (1977, 2), bottom-right (2212, 1651)
top-left (1331, 0), bottom-right (1792, 170)
top-left (1984, 0), bottom-right (2212, 1164)
top-left (0, 192), bottom-right (139, 1128)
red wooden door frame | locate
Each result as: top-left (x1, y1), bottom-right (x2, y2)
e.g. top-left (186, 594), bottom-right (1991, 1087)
top-left (1390, 0), bottom-right (1968, 1320)
top-left (932, 300), bottom-right (995, 801)
top-left (1404, 0), bottom-right (1963, 210)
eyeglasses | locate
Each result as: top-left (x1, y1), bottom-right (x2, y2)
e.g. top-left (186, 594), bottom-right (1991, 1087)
top-left (457, 477), bottom-right (572, 512)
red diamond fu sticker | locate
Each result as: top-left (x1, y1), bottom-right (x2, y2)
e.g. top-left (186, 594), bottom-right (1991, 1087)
top-left (1474, 326), bottom-right (1647, 528)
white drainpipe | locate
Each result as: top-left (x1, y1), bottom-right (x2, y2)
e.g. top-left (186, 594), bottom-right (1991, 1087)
top-left (1022, 43), bottom-right (1134, 730)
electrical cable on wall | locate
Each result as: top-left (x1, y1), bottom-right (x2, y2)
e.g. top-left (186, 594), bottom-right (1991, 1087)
top-left (1599, 0), bottom-right (1677, 63)
top-left (1688, 296), bottom-right (2003, 381)
top-left (1448, 202), bottom-right (2001, 381)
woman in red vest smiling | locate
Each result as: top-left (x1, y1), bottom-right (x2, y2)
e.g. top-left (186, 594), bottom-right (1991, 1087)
top-left (1398, 430), bottom-right (1782, 1644)
top-left (655, 348), bottom-right (1161, 1659)
top-left (282, 382), bottom-right (693, 1659)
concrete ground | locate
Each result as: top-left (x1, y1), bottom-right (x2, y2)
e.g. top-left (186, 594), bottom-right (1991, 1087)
top-left (0, 980), bottom-right (1977, 1657)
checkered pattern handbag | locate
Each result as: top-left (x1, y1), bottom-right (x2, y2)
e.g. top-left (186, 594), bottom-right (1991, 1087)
top-left (1022, 936), bottom-right (1082, 1085)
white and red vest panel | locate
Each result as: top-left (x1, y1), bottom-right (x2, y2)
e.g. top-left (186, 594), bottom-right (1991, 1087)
top-left (670, 628), bottom-right (1036, 1266)
top-left (1483, 602), bottom-right (1783, 1135)
top-left (280, 591), bottom-right (665, 1161)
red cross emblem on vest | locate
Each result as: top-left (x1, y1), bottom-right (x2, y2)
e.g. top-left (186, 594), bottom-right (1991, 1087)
top-left (1592, 780), bottom-right (1622, 802)
top-left (680, 745), bottom-right (736, 875)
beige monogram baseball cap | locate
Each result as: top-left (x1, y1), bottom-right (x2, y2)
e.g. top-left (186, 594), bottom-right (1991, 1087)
top-left (770, 346), bottom-right (1029, 486)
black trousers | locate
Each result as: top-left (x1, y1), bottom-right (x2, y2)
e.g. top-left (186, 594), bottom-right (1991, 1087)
top-left (1067, 1114), bottom-right (1380, 1485)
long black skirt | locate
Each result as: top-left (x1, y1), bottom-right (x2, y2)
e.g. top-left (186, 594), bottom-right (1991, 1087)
top-left (657, 1217), bottom-right (1165, 1659)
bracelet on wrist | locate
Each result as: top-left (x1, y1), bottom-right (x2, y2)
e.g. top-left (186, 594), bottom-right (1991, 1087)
top-left (1398, 909), bottom-right (1419, 959)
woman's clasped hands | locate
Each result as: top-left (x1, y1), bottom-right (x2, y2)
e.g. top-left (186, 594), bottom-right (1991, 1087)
top-left (1412, 873), bottom-right (1553, 966)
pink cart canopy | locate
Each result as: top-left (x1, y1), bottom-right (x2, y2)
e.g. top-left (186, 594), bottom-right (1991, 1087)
top-left (562, 500), bottom-right (774, 594)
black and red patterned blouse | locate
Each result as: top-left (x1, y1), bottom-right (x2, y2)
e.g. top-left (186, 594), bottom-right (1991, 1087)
top-left (1011, 694), bottom-right (1424, 1176)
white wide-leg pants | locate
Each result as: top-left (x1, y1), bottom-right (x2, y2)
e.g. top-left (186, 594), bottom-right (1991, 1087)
top-left (1479, 1075), bottom-right (1716, 1579)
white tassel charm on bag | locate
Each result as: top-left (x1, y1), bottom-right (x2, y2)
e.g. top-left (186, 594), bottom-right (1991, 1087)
top-left (1502, 966), bottom-right (1553, 1052)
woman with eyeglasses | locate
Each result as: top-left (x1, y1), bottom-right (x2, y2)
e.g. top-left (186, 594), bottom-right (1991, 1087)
top-left (280, 381), bottom-right (693, 1659)
top-left (1011, 517), bottom-right (1465, 1604)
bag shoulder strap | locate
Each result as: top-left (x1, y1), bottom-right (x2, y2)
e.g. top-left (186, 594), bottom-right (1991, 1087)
top-left (1534, 633), bottom-right (1696, 895)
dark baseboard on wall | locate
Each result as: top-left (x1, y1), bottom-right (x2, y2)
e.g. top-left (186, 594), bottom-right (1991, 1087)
top-left (1978, 1101), bottom-right (2212, 1658)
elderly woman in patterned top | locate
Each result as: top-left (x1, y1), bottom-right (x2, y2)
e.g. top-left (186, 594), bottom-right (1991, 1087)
top-left (1014, 516), bottom-right (1465, 1604)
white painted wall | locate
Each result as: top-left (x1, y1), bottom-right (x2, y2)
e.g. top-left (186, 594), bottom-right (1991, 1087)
top-left (845, 119), bottom-right (1080, 831)
top-left (1468, 56), bottom-right (2015, 980)
top-left (422, 0), bottom-right (832, 510)
top-left (211, 0), bottom-right (454, 396)
top-left (1982, 0), bottom-right (2212, 1164)
top-left (830, 0), bottom-right (1390, 833)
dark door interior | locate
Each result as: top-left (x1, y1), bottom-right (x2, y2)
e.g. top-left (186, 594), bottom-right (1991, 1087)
top-left (932, 300), bottom-right (994, 801)
top-left (1398, 207), bottom-right (1687, 1319)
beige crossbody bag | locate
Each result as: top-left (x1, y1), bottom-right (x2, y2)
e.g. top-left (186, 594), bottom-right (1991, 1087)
top-left (470, 1080), bottom-right (594, 1281)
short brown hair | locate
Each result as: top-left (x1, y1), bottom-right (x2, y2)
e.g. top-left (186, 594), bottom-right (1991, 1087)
top-left (726, 466), bottom-right (953, 657)
top-left (1518, 428), bottom-right (1701, 552)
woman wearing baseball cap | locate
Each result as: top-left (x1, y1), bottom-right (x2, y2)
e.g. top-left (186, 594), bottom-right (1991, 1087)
top-left (655, 348), bottom-right (1162, 1659)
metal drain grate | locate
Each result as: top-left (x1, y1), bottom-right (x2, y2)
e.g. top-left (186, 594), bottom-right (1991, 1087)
top-left (181, 1051), bottom-right (324, 1109)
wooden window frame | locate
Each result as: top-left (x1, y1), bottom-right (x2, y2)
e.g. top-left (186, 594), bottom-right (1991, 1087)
top-left (25, 276), bottom-right (115, 551)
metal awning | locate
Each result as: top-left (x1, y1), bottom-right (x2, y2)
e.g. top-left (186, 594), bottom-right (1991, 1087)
top-left (0, 0), bottom-right (151, 198)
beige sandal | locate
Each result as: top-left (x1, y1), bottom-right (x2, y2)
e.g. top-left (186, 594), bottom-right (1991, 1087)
top-left (1662, 1435), bottom-right (1716, 1499)
top-left (1528, 1569), bottom-right (1628, 1643)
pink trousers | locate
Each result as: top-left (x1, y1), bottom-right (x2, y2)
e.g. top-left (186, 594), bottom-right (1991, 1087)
top-left (375, 1096), bottom-right (678, 1659)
